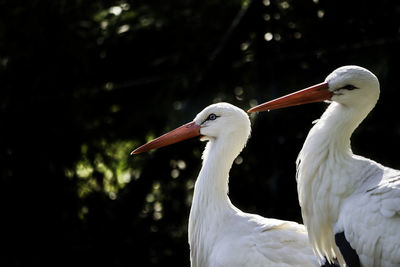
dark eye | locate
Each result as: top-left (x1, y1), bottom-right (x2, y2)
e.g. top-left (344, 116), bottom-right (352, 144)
top-left (207, 113), bottom-right (217, 120)
top-left (341, 84), bottom-right (358, 90)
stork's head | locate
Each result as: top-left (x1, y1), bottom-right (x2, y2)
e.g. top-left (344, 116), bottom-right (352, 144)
top-left (247, 65), bottom-right (380, 113)
top-left (194, 102), bottom-right (250, 142)
top-left (131, 102), bottom-right (250, 155)
top-left (326, 65), bottom-right (380, 108)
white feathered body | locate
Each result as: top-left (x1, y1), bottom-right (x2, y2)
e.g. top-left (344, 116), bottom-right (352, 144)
top-left (190, 203), bottom-right (318, 267)
top-left (297, 102), bottom-right (400, 266)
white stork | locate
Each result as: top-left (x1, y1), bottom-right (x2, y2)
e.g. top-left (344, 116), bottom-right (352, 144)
top-left (132, 102), bottom-right (334, 266)
top-left (248, 65), bottom-right (400, 266)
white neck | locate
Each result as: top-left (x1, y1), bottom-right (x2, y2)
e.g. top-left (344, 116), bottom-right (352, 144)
top-left (188, 135), bottom-right (245, 266)
top-left (296, 101), bottom-right (374, 263)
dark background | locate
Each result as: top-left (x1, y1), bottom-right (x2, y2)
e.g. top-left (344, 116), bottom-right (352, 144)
top-left (2, 0), bottom-right (400, 266)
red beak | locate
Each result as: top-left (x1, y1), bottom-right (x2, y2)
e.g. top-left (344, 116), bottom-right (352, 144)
top-left (247, 82), bottom-right (332, 113)
top-left (131, 121), bottom-right (201, 155)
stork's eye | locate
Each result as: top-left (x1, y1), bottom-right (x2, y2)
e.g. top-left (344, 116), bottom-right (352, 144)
top-left (341, 84), bottom-right (358, 90)
top-left (202, 113), bottom-right (218, 124)
top-left (208, 114), bottom-right (217, 120)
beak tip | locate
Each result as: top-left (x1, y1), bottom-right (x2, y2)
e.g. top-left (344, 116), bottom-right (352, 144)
top-left (130, 149), bottom-right (139, 155)
top-left (247, 106), bottom-right (267, 113)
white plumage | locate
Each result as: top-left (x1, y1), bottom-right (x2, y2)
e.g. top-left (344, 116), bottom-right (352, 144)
top-left (133, 102), bottom-right (327, 266)
top-left (249, 66), bottom-right (400, 266)
top-left (297, 66), bottom-right (400, 266)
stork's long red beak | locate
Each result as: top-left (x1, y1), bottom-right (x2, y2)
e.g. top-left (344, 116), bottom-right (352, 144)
top-left (247, 82), bottom-right (332, 113)
top-left (131, 121), bottom-right (201, 155)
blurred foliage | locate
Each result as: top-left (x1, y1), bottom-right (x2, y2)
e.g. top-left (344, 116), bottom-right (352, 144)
top-left (1, 0), bottom-right (400, 266)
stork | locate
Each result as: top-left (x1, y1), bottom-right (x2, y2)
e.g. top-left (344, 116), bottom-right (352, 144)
top-left (132, 102), bottom-right (334, 266)
top-left (248, 66), bottom-right (400, 266)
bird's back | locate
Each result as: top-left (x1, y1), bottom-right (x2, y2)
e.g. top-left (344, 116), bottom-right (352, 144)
top-left (336, 163), bottom-right (400, 266)
top-left (201, 211), bottom-right (319, 267)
